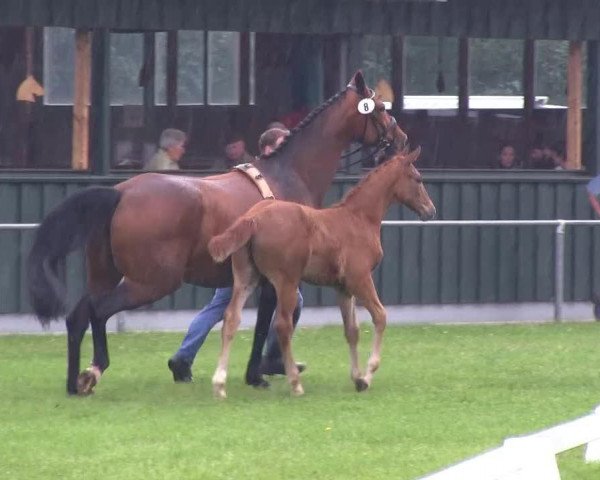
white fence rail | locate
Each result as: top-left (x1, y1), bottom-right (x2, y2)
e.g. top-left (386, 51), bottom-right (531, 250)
top-left (417, 406), bottom-right (600, 480)
top-left (4, 219), bottom-right (600, 321)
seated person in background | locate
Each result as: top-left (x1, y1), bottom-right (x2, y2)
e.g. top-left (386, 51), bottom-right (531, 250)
top-left (529, 142), bottom-right (554, 169)
top-left (546, 142), bottom-right (567, 170)
top-left (144, 128), bottom-right (186, 171)
top-left (496, 143), bottom-right (519, 169)
top-left (223, 133), bottom-right (254, 169)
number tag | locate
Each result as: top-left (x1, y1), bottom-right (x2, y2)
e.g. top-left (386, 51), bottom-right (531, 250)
top-left (358, 98), bottom-right (375, 114)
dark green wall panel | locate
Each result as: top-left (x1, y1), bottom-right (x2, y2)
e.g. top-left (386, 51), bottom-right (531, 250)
top-left (3, 174), bottom-right (600, 314)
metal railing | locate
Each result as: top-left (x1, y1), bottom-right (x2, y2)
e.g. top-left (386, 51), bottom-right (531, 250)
top-left (4, 219), bottom-right (600, 321)
top-left (380, 219), bottom-right (600, 322)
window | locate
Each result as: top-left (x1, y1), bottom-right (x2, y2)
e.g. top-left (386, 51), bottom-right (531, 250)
top-left (361, 35), bottom-right (391, 87)
top-left (43, 27), bottom-right (75, 105)
top-left (470, 39), bottom-right (523, 96)
top-left (405, 36), bottom-right (458, 96)
top-left (110, 33), bottom-right (144, 105)
top-left (44, 28), bottom-right (252, 107)
top-left (208, 32), bottom-right (240, 104)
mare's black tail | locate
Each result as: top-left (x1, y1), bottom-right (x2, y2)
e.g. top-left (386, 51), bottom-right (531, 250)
top-left (27, 187), bottom-right (122, 324)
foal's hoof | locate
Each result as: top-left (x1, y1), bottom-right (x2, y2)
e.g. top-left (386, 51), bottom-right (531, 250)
top-left (354, 378), bottom-right (369, 392)
top-left (213, 384), bottom-right (227, 400)
top-left (76, 370), bottom-right (97, 396)
top-left (291, 383), bottom-right (305, 396)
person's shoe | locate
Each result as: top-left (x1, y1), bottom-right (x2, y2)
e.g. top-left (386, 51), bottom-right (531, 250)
top-left (259, 358), bottom-right (306, 376)
top-left (168, 357), bottom-right (193, 383)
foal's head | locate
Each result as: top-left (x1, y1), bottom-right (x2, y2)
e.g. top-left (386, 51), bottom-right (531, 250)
top-left (389, 147), bottom-right (436, 221)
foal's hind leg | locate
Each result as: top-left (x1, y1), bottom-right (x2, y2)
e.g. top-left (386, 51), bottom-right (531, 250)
top-left (212, 251), bottom-right (259, 399)
top-left (349, 275), bottom-right (387, 392)
top-left (337, 293), bottom-right (362, 384)
top-left (273, 280), bottom-right (303, 396)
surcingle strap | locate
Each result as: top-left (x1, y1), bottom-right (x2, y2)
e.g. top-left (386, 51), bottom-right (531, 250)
top-left (233, 163), bottom-right (275, 200)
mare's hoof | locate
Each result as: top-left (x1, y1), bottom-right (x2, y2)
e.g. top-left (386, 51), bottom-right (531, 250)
top-left (76, 370), bottom-right (97, 396)
top-left (354, 378), bottom-right (369, 392)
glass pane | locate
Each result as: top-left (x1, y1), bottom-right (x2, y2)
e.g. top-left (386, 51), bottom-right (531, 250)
top-left (43, 27), bottom-right (75, 105)
top-left (208, 31), bottom-right (239, 105)
top-left (535, 40), bottom-right (586, 107)
top-left (361, 35), bottom-right (391, 86)
top-left (110, 33), bottom-right (144, 105)
top-left (470, 39), bottom-right (523, 96)
top-left (405, 36), bottom-right (458, 96)
top-left (154, 32), bottom-right (167, 105)
top-left (178, 30), bottom-right (205, 105)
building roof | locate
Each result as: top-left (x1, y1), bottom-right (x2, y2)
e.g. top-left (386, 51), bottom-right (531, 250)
top-left (1, 0), bottom-right (599, 40)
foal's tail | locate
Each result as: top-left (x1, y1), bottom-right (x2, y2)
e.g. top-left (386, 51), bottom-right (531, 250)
top-left (27, 187), bottom-right (122, 324)
top-left (208, 217), bottom-right (256, 263)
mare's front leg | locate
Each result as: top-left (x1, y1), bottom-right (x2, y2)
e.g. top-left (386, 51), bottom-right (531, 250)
top-left (337, 293), bottom-right (362, 386)
top-left (244, 281), bottom-right (276, 388)
top-left (273, 281), bottom-right (304, 396)
top-left (349, 275), bottom-right (387, 391)
top-left (213, 252), bottom-right (258, 398)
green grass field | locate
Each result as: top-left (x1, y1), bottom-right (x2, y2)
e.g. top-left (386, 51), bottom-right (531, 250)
top-left (2, 323), bottom-right (600, 479)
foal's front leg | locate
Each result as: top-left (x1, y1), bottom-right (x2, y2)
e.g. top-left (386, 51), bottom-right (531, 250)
top-left (337, 293), bottom-right (362, 386)
top-left (351, 275), bottom-right (387, 391)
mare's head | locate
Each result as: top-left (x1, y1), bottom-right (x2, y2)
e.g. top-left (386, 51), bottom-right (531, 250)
top-left (388, 147), bottom-right (436, 221)
top-left (344, 71), bottom-right (407, 151)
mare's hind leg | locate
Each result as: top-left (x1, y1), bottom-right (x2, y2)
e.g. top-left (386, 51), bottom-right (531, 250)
top-left (76, 276), bottom-right (182, 395)
top-left (349, 275), bottom-right (387, 392)
top-left (273, 280), bottom-right (303, 396)
top-left (212, 251), bottom-right (259, 399)
top-left (337, 293), bottom-right (362, 384)
top-left (73, 238), bottom-right (122, 395)
top-left (66, 296), bottom-right (93, 395)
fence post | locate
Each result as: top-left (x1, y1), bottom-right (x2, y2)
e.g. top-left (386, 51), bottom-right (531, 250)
top-left (554, 221), bottom-right (566, 323)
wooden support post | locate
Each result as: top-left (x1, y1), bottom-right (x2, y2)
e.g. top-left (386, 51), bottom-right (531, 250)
top-left (91, 28), bottom-right (110, 175)
top-left (72, 29), bottom-right (92, 170)
top-left (391, 34), bottom-right (405, 114)
top-left (458, 37), bottom-right (469, 119)
top-left (166, 30), bottom-right (178, 112)
top-left (566, 41), bottom-right (583, 170)
top-left (239, 32), bottom-right (250, 105)
top-left (523, 39), bottom-right (535, 167)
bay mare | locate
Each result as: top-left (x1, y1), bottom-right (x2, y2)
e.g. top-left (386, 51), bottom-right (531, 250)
top-left (207, 147), bottom-right (436, 398)
top-left (27, 71), bottom-right (407, 395)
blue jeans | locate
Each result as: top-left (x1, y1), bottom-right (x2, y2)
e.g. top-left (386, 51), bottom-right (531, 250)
top-left (173, 287), bottom-right (303, 365)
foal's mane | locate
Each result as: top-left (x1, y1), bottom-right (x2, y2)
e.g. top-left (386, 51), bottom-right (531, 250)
top-left (259, 89), bottom-right (349, 161)
top-left (335, 153), bottom-right (403, 207)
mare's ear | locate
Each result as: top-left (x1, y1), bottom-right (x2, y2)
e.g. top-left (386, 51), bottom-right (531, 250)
top-left (405, 146), bottom-right (421, 164)
top-left (350, 70), bottom-right (368, 96)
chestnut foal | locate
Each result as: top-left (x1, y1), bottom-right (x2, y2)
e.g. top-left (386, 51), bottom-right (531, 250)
top-left (208, 147), bottom-right (436, 398)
